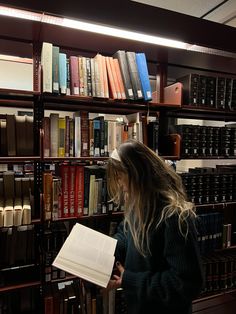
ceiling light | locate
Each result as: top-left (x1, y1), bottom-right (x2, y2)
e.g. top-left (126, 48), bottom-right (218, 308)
top-left (0, 5), bottom-right (234, 58)
top-left (0, 5), bottom-right (188, 50)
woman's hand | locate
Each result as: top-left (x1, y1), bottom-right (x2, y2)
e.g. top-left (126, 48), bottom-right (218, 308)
top-left (106, 261), bottom-right (124, 290)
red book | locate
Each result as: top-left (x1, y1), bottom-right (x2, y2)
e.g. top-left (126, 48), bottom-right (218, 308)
top-left (69, 56), bottom-right (80, 95)
top-left (43, 172), bottom-right (53, 220)
top-left (75, 165), bottom-right (85, 217)
top-left (68, 165), bottom-right (76, 217)
top-left (60, 164), bottom-right (69, 218)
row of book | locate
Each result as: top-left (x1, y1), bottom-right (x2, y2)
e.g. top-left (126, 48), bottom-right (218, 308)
top-left (196, 212), bottom-right (232, 255)
top-left (178, 73), bottom-right (236, 110)
top-left (41, 42), bottom-right (152, 101)
top-left (43, 164), bottom-right (117, 220)
top-left (201, 251), bottom-right (236, 294)
top-left (0, 172), bottom-right (34, 227)
top-left (44, 279), bottom-right (127, 314)
top-left (0, 225), bottom-right (36, 269)
top-left (181, 169), bottom-right (236, 205)
top-left (0, 286), bottom-right (41, 313)
top-left (43, 222), bottom-right (68, 283)
top-left (0, 114), bottom-right (34, 157)
top-left (176, 124), bottom-right (236, 157)
top-left (43, 112), bottom-right (145, 158)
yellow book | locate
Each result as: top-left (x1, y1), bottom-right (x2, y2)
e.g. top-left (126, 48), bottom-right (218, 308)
top-left (58, 117), bottom-right (66, 157)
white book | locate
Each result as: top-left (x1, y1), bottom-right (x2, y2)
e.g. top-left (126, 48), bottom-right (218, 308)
top-left (53, 223), bottom-right (117, 288)
top-left (41, 42), bottom-right (53, 93)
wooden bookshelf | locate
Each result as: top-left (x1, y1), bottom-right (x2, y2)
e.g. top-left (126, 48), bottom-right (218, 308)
top-left (0, 280), bottom-right (41, 293)
top-left (0, 1), bottom-right (236, 313)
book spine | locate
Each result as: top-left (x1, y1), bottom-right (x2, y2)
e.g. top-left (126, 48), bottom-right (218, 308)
top-left (86, 57), bottom-right (92, 97)
top-left (65, 116), bottom-right (70, 157)
top-left (50, 113), bottom-right (59, 157)
top-left (80, 111), bottom-right (89, 157)
top-left (58, 117), bottom-right (66, 157)
top-left (6, 114), bottom-right (16, 156)
top-left (43, 117), bottom-right (50, 158)
top-left (66, 58), bottom-right (71, 95)
top-left (60, 164), bottom-right (69, 218)
top-left (114, 50), bottom-right (134, 99)
top-left (136, 52), bottom-right (152, 101)
top-left (113, 58), bottom-right (126, 99)
top-left (41, 42), bottom-right (53, 93)
top-left (43, 172), bottom-right (53, 220)
top-left (68, 165), bottom-right (76, 217)
top-left (74, 112), bottom-right (81, 157)
top-left (75, 165), bottom-right (85, 217)
top-left (69, 56), bottom-right (80, 95)
top-left (59, 52), bottom-right (67, 94)
top-left (93, 119), bottom-right (100, 157)
top-left (105, 57), bottom-right (117, 99)
top-left (52, 46), bottom-right (60, 93)
top-left (126, 51), bottom-right (143, 100)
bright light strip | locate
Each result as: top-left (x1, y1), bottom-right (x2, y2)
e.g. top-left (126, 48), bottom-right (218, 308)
top-left (0, 5), bottom-right (234, 58)
top-left (0, 6), bottom-right (41, 21)
top-left (60, 18), bottom-right (188, 49)
top-left (0, 5), bottom-right (188, 50)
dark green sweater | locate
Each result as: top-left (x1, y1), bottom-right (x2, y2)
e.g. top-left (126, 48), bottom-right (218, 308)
top-left (114, 214), bottom-right (204, 314)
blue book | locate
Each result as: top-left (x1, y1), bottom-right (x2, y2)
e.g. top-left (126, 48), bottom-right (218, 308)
top-left (59, 53), bottom-right (67, 94)
top-left (136, 52), bottom-right (152, 101)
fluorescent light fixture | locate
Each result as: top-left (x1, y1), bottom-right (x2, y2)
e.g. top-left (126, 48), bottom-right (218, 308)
top-left (0, 5), bottom-right (235, 58)
top-left (0, 5), bottom-right (41, 21)
top-left (0, 5), bottom-right (187, 50)
top-left (60, 18), bottom-right (188, 49)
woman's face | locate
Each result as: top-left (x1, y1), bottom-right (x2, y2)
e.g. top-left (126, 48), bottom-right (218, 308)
top-left (117, 171), bottom-right (129, 193)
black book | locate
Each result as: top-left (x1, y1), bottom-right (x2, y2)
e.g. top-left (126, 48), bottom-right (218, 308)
top-left (113, 50), bottom-right (134, 100)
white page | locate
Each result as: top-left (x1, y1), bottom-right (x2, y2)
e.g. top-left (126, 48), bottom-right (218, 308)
top-left (53, 223), bottom-right (117, 287)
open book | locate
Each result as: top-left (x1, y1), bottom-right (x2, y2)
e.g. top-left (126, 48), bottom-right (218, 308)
top-left (52, 223), bottom-right (117, 288)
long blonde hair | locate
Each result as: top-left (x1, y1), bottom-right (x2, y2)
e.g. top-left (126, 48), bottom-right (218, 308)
top-left (107, 140), bottom-right (196, 256)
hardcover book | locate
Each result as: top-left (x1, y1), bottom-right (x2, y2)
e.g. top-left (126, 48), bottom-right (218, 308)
top-left (113, 50), bottom-right (134, 100)
top-left (136, 52), bottom-right (152, 101)
top-left (41, 42), bottom-right (53, 93)
top-left (53, 223), bottom-right (117, 288)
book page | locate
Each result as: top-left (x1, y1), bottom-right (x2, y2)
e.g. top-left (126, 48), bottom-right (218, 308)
top-left (53, 223), bottom-right (117, 287)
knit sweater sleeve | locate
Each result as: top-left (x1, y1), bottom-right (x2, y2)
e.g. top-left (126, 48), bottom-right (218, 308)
top-left (121, 215), bottom-right (204, 310)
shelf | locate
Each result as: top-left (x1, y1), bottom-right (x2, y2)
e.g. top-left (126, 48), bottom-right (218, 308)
top-left (50, 211), bottom-right (124, 222)
top-left (193, 288), bottom-right (236, 305)
top-left (0, 156), bottom-right (41, 163)
top-left (0, 88), bottom-right (40, 97)
top-left (166, 105), bottom-right (236, 121)
top-left (43, 157), bottom-right (108, 162)
top-left (43, 94), bottom-right (160, 114)
top-left (0, 280), bottom-right (41, 293)
top-left (180, 156), bottom-right (236, 160)
top-left (196, 201), bottom-right (236, 209)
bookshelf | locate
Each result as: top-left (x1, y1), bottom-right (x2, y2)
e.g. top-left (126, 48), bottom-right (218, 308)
top-left (0, 1), bottom-right (236, 313)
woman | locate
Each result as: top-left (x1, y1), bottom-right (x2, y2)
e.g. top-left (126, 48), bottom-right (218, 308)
top-left (106, 140), bottom-right (204, 314)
